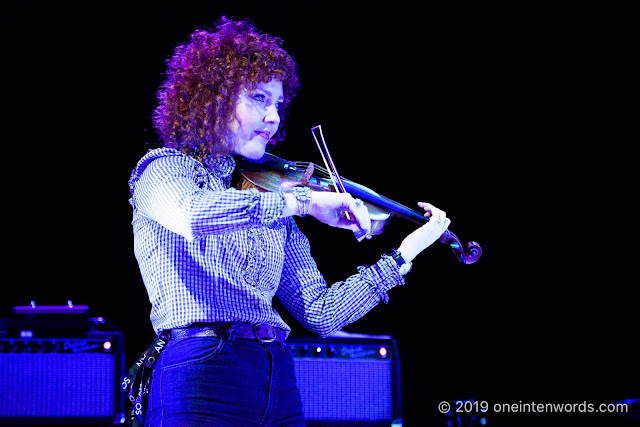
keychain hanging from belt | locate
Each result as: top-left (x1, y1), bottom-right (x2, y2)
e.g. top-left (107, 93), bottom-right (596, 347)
top-left (122, 331), bottom-right (169, 427)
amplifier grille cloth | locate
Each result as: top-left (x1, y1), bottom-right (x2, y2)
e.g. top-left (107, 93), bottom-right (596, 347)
top-left (294, 358), bottom-right (393, 421)
top-left (0, 353), bottom-right (116, 417)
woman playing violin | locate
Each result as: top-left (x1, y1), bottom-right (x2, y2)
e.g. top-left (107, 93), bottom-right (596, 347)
top-left (127, 16), bottom-right (450, 426)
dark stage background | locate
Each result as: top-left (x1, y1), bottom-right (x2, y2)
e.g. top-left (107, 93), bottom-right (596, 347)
top-left (4, 3), bottom-right (636, 426)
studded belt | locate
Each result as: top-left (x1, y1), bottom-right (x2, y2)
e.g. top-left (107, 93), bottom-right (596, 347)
top-left (169, 322), bottom-right (286, 345)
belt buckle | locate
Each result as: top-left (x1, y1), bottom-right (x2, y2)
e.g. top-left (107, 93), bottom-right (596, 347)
top-left (253, 323), bottom-right (276, 343)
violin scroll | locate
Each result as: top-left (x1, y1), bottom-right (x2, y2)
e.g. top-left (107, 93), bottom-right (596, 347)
top-left (438, 229), bottom-right (482, 264)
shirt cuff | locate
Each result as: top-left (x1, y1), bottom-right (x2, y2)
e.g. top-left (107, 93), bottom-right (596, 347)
top-left (357, 254), bottom-right (406, 304)
top-left (247, 189), bottom-right (286, 225)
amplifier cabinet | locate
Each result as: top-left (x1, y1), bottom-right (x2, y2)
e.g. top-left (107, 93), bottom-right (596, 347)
top-left (288, 336), bottom-right (402, 426)
top-left (0, 331), bottom-right (125, 425)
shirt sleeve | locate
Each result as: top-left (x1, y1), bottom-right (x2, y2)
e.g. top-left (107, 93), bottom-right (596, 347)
top-left (276, 219), bottom-right (405, 337)
top-left (132, 155), bottom-right (285, 241)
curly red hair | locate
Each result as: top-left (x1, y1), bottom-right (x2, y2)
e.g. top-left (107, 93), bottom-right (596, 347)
top-left (153, 17), bottom-right (300, 158)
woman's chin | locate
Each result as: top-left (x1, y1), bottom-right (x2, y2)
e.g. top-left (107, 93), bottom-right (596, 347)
top-left (232, 140), bottom-right (268, 160)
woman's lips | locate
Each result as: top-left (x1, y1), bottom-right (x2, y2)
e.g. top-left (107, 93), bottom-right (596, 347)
top-left (255, 131), bottom-right (270, 140)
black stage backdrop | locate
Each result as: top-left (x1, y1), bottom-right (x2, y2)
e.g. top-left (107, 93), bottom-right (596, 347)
top-left (4, 3), bottom-right (636, 427)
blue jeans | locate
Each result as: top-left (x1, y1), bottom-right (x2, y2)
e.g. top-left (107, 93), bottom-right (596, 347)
top-left (144, 333), bottom-right (305, 426)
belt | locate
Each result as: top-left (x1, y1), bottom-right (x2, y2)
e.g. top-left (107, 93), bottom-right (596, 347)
top-left (169, 322), bottom-right (286, 345)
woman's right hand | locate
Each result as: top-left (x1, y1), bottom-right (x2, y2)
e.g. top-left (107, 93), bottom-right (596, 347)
top-left (308, 191), bottom-right (372, 236)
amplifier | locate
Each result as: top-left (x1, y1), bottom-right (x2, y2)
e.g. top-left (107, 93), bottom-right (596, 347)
top-left (288, 335), bottom-right (402, 426)
top-left (0, 331), bottom-right (125, 425)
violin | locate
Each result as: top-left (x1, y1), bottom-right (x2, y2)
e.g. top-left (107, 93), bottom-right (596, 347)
top-left (237, 126), bottom-right (482, 264)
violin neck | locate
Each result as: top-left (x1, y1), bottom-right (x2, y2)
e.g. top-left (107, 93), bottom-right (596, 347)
top-left (340, 179), bottom-right (426, 226)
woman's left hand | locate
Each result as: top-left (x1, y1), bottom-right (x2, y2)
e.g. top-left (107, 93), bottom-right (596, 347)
top-left (397, 202), bottom-right (451, 263)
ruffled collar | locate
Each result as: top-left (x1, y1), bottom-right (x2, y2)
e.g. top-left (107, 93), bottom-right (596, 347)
top-left (202, 154), bottom-right (236, 185)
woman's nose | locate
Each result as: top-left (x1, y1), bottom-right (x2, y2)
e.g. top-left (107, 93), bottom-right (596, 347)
top-left (264, 104), bottom-right (280, 124)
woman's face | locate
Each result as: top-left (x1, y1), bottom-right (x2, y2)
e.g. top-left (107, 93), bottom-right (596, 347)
top-left (229, 79), bottom-right (284, 159)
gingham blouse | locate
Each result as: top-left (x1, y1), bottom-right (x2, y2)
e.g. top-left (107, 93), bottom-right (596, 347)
top-left (128, 148), bottom-right (405, 337)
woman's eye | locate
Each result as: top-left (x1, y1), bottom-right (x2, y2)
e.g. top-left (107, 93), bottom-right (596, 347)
top-left (275, 102), bottom-right (283, 111)
top-left (252, 94), bottom-right (266, 102)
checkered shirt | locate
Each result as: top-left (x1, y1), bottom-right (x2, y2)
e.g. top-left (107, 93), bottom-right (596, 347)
top-left (128, 148), bottom-right (404, 337)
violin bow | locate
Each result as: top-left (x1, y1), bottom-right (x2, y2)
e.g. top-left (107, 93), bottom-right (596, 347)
top-left (311, 125), bottom-right (369, 242)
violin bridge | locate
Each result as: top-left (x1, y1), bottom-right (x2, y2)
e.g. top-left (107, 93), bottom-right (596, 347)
top-left (302, 163), bottom-right (314, 187)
